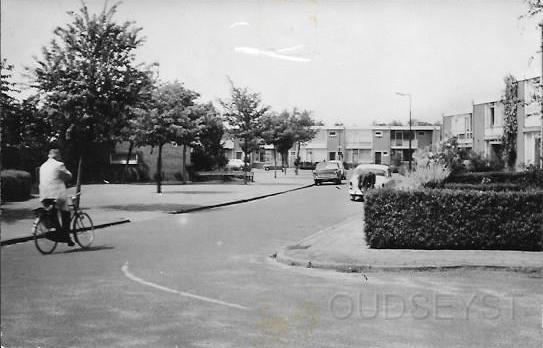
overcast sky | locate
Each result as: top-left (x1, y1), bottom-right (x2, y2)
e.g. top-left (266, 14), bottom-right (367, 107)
top-left (2, 0), bottom-right (541, 126)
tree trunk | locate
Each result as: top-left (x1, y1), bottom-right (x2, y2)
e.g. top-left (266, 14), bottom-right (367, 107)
top-left (182, 144), bottom-right (187, 184)
top-left (295, 141), bottom-right (301, 175)
top-left (75, 155), bottom-right (83, 209)
top-left (121, 141), bottom-right (133, 184)
top-left (243, 137), bottom-right (248, 185)
top-left (273, 146), bottom-right (277, 179)
top-left (157, 144), bottom-right (163, 193)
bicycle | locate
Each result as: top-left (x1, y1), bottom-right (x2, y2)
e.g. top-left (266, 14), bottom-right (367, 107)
top-left (32, 192), bottom-right (95, 254)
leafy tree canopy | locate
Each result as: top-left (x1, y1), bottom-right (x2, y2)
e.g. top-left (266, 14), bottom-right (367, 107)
top-left (30, 2), bottom-right (155, 152)
top-left (136, 81), bottom-right (200, 147)
top-left (220, 80), bottom-right (270, 155)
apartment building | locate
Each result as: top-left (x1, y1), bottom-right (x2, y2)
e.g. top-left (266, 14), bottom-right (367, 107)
top-left (442, 113), bottom-right (473, 150)
top-left (443, 77), bottom-right (541, 168)
top-left (472, 100), bottom-right (505, 162)
top-left (297, 125), bottom-right (441, 167)
top-left (517, 77), bottom-right (542, 167)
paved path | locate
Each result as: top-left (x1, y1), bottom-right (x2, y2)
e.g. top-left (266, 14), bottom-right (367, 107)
top-left (277, 213), bottom-right (543, 272)
top-left (2, 185), bottom-right (542, 347)
top-left (0, 169), bottom-right (314, 242)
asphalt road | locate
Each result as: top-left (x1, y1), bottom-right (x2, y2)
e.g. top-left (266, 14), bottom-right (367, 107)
top-left (1, 184), bottom-right (542, 347)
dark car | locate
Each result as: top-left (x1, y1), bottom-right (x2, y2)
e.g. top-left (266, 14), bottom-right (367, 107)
top-left (313, 161), bottom-right (342, 185)
top-left (263, 163), bottom-right (284, 171)
top-left (299, 161), bottom-right (316, 170)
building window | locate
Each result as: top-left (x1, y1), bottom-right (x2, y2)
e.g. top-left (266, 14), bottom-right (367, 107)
top-left (236, 152), bottom-right (243, 159)
top-left (329, 152), bottom-right (336, 160)
top-left (110, 153), bottom-right (138, 165)
top-left (402, 149), bottom-right (414, 161)
top-left (329, 131), bottom-right (337, 137)
top-left (490, 106), bottom-right (495, 127)
top-left (375, 131), bottom-right (383, 138)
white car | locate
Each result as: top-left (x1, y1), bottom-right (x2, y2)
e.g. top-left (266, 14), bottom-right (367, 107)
top-left (329, 160), bottom-right (346, 179)
top-left (225, 159), bottom-right (246, 171)
top-left (348, 164), bottom-right (392, 201)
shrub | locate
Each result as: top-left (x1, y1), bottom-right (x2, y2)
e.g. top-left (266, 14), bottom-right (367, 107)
top-left (364, 189), bottom-right (543, 251)
top-left (396, 162), bottom-right (451, 190)
top-left (1, 170), bottom-right (32, 202)
top-left (442, 183), bottom-right (530, 192)
top-left (447, 169), bottom-right (543, 187)
top-left (463, 151), bottom-right (505, 172)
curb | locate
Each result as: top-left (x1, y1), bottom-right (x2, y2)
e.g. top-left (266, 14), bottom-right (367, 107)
top-left (0, 219), bottom-right (131, 246)
top-left (168, 183), bottom-right (314, 214)
top-left (2, 183), bottom-right (314, 246)
top-left (275, 243), bottom-right (543, 275)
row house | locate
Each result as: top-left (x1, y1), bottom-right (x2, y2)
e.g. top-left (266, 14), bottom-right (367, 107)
top-left (298, 125), bottom-right (441, 167)
top-left (442, 77), bottom-right (542, 168)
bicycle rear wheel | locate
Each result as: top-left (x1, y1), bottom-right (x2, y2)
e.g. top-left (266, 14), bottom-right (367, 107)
top-left (72, 212), bottom-right (94, 249)
top-left (33, 217), bottom-right (58, 254)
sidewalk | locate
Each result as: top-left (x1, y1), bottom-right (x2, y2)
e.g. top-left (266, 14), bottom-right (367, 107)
top-left (1, 169), bottom-right (314, 244)
top-left (276, 214), bottom-right (543, 273)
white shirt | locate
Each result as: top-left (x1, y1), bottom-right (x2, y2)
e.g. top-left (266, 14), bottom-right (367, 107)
top-left (39, 158), bottom-right (72, 201)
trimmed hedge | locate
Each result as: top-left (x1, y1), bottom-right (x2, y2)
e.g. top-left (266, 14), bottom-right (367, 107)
top-left (1, 170), bottom-right (32, 202)
top-left (364, 189), bottom-right (543, 251)
top-left (447, 170), bottom-right (543, 187)
top-left (442, 183), bottom-right (528, 192)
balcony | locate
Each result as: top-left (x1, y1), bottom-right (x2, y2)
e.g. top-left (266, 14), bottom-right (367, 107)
top-left (455, 133), bottom-right (473, 147)
top-left (484, 126), bottom-right (503, 141)
top-left (390, 139), bottom-right (418, 149)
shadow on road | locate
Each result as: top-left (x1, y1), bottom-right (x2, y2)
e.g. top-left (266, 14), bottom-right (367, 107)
top-left (160, 191), bottom-right (233, 195)
top-left (61, 245), bottom-right (115, 254)
top-left (0, 208), bottom-right (35, 223)
top-left (101, 203), bottom-right (202, 212)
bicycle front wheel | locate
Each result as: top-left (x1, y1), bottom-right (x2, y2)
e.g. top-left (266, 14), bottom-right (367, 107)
top-left (33, 217), bottom-right (58, 254)
top-left (72, 212), bottom-right (94, 249)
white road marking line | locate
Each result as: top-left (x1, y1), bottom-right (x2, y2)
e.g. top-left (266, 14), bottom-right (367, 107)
top-left (121, 262), bottom-right (249, 311)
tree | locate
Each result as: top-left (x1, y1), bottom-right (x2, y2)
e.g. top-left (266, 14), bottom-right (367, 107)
top-left (524, 0), bottom-right (543, 17)
top-left (136, 81), bottom-right (200, 193)
top-left (0, 58), bottom-right (17, 109)
top-left (190, 104), bottom-right (228, 171)
top-left (29, 2), bottom-right (154, 203)
top-left (221, 81), bottom-right (270, 184)
top-left (291, 109), bottom-right (318, 174)
top-left (261, 112), bottom-right (291, 178)
top-left (501, 74), bottom-right (520, 170)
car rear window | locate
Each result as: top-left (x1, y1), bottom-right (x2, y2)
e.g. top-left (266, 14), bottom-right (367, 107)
top-left (316, 162), bottom-right (339, 170)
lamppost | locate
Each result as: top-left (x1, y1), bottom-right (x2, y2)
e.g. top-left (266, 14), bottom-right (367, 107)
top-left (396, 92), bottom-right (412, 171)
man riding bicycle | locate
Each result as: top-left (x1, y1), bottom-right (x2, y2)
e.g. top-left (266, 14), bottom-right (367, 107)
top-left (39, 148), bottom-right (74, 246)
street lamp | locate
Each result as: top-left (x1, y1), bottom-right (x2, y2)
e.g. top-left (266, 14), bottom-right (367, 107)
top-left (396, 92), bottom-right (413, 171)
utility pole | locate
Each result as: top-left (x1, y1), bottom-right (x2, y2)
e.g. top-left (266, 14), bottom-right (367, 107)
top-left (408, 95), bottom-right (412, 172)
top-left (396, 92), bottom-right (413, 171)
top-left (540, 23), bottom-right (543, 169)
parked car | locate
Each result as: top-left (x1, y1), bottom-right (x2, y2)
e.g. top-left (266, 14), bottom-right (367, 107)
top-left (348, 164), bottom-right (392, 201)
top-left (225, 159), bottom-right (249, 171)
top-left (329, 160), bottom-right (346, 179)
top-left (313, 161), bottom-right (342, 185)
top-left (263, 163), bottom-right (284, 171)
top-left (299, 161), bottom-right (316, 170)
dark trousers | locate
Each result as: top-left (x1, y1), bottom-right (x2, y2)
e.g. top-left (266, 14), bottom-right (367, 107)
top-left (42, 199), bottom-right (71, 239)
